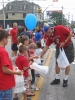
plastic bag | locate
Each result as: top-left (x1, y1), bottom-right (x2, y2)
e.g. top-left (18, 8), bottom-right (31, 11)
top-left (33, 57), bottom-right (41, 64)
top-left (30, 62), bottom-right (49, 76)
top-left (13, 67), bottom-right (26, 93)
top-left (57, 48), bottom-right (70, 70)
top-left (41, 38), bottom-right (45, 47)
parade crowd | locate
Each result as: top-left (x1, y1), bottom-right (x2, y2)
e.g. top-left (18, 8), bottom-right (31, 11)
top-left (0, 22), bottom-right (75, 100)
top-left (0, 22), bottom-right (45, 100)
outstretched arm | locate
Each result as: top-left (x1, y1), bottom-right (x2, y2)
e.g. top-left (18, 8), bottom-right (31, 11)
top-left (40, 45), bottom-right (49, 57)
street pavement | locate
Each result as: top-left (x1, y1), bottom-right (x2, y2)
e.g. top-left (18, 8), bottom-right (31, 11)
top-left (36, 37), bottom-right (75, 100)
top-left (5, 37), bottom-right (75, 100)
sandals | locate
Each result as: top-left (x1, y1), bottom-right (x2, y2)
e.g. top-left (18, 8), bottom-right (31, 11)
top-left (26, 92), bottom-right (35, 96)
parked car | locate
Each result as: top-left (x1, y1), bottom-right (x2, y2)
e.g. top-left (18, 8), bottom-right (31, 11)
top-left (5, 28), bottom-right (12, 34)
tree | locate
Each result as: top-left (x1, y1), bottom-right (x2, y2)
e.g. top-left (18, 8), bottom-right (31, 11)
top-left (71, 23), bottom-right (75, 28)
top-left (49, 12), bottom-right (67, 25)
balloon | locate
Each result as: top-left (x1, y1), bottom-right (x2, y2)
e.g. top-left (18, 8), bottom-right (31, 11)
top-left (24, 14), bottom-right (37, 31)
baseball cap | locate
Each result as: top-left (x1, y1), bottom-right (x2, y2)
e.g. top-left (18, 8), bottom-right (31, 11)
top-left (43, 26), bottom-right (50, 32)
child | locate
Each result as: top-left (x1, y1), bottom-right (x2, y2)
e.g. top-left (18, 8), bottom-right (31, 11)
top-left (28, 43), bottom-right (40, 90)
top-left (34, 41), bottom-right (42, 56)
top-left (0, 29), bottom-right (22, 100)
top-left (34, 41), bottom-right (43, 77)
top-left (15, 45), bottom-right (35, 98)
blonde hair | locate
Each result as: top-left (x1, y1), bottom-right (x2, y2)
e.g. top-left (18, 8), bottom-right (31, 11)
top-left (28, 43), bottom-right (37, 49)
top-left (19, 45), bottom-right (28, 53)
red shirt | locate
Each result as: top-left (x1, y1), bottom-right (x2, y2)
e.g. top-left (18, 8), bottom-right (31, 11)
top-left (16, 55), bottom-right (29, 77)
top-left (0, 47), bottom-right (15, 90)
top-left (43, 32), bottom-right (48, 39)
top-left (10, 28), bottom-right (17, 44)
top-left (46, 25), bottom-right (71, 48)
top-left (29, 50), bottom-right (34, 71)
top-left (29, 50), bottom-right (34, 56)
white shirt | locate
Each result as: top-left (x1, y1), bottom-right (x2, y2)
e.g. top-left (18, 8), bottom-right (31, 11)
top-left (34, 48), bottom-right (42, 56)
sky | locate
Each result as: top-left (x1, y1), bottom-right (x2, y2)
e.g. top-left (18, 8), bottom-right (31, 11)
top-left (0, 0), bottom-right (75, 22)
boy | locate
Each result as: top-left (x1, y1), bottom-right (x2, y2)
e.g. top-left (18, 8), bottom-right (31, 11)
top-left (0, 29), bottom-right (22, 100)
top-left (16, 45), bottom-right (35, 97)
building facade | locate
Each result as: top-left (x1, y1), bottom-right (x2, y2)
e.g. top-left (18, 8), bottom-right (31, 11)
top-left (0, 0), bottom-right (43, 28)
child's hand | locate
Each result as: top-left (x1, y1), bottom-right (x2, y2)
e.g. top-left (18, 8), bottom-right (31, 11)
top-left (29, 61), bottom-right (33, 65)
top-left (34, 55), bottom-right (39, 59)
top-left (16, 70), bottom-right (23, 75)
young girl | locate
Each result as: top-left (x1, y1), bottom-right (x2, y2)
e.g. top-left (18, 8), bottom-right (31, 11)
top-left (34, 41), bottom-right (43, 77)
top-left (34, 41), bottom-right (42, 56)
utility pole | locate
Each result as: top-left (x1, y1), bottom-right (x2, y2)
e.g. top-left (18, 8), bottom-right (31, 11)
top-left (68, 12), bottom-right (70, 27)
top-left (2, 0), bottom-right (5, 29)
top-left (42, 4), bottom-right (53, 26)
top-left (72, 15), bottom-right (73, 22)
top-left (61, 6), bottom-right (63, 25)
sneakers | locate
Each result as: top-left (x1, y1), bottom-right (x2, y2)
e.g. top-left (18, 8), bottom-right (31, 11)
top-left (34, 87), bottom-right (40, 91)
top-left (63, 80), bottom-right (68, 87)
top-left (31, 85), bottom-right (40, 91)
top-left (50, 79), bottom-right (60, 85)
top-left (50, 78), bottom-right (68, 87)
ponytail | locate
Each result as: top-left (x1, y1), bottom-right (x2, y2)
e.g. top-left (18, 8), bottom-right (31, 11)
top-left (17, 35), bottom-right (29, 44)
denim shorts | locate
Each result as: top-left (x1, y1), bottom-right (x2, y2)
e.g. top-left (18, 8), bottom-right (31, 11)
top-left (0, 88), bottom-right (13, 100)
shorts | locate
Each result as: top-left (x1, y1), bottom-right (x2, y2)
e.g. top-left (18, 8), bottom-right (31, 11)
top-left (24, 69), bottom-right (32, 81)
top-left (0, 88), bottom-right (12, 100)
top-left (11, 43), bottom-right (18, 51)
top-left (55, 41), bottom-right (74, 64)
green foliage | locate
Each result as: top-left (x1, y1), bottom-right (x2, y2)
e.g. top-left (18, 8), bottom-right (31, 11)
top-left (71, 24), bottom-right (75, 28)
top-left (49, 12), bottom-right (67, 25)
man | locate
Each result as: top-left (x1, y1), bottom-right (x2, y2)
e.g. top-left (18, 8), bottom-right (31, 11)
top-left (40, 25), bottom-right (74, 87)
top-left (10, 22), bottom-right (18, 60)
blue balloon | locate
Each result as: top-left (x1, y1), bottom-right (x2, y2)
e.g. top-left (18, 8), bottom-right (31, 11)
top-left (24, 14), bottom-right (37, 31)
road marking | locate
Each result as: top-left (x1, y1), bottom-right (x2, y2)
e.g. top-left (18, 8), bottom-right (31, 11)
top-left (31, 50), bottom-right (53, 100)
top-left (44, 49), bottom-right (51, 63)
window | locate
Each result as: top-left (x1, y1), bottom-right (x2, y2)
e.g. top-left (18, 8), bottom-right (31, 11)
top-left (23, 13), bottom-right (26, 18)
top-left (20, 4), bottom-right (26, 10)
top-left (6, 13), bottom-right (8, 19)
top-left (6, 6), bottom-right (9, 10)
top-left (9, 5), bottom-right (12, 10)
top-left (20, 5), bottom-right (24, 10)
top-left (20, 5), bottom-right (22, 10)
top-left (12, 13), bottom-right (15, 15)
top-left (34, 6), bottom-right (35, 10)
top-left (24, 5), bottom-right (26, 10)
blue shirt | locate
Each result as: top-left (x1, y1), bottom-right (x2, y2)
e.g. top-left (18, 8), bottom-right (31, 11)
top-left (34, 32), bottom-right (41, 42)
top-left (20, 31), bottom-right (30, 39)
